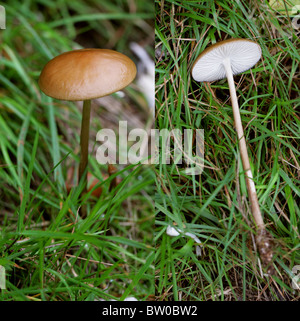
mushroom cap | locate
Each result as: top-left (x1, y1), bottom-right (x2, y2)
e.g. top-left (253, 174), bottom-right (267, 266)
top-left (38, 49), bottom-right (137, 101)
top-left (191, 39), bottom-right (261, 82)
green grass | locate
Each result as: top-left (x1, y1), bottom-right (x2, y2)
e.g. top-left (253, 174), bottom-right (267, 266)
top-left (0, 0), bottom-right (154, 301)
top-left (155, 0), bottom-right (299, 301)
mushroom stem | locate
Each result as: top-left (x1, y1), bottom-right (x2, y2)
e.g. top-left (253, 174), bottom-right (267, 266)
top-left (223, 58), bottom-right (264, 229)
top-left (78, 99), bottom-right (91, 194)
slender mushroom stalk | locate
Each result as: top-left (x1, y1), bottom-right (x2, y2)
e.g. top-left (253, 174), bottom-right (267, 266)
top-left (222, 57), bottom-right (264, 230)
top-left (38, 49), bottom-right (137, 217)
top-left (78, 99), bottom-right (91, 194)
top-left (192, 39), bottom-right (274, 273)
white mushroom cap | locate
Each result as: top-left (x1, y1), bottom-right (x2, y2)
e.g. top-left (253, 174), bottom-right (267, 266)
top-left (192, 39), bottom-right (261, 82)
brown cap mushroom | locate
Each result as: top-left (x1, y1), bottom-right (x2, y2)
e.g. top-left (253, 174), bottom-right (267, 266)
top-left (39, 49), bottom-right (137, 101)
top-left (39, 48), bottom-right (136, 216)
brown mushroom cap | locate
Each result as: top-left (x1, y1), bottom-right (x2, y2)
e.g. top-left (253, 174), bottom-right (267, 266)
top-left (38, 49), bottom-right (137, 101)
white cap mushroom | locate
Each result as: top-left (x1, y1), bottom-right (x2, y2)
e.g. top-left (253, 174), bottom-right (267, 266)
top-left (192, 39), bottom-right (265, 233)
top-left (192, 39), bottom-right (261, 82)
